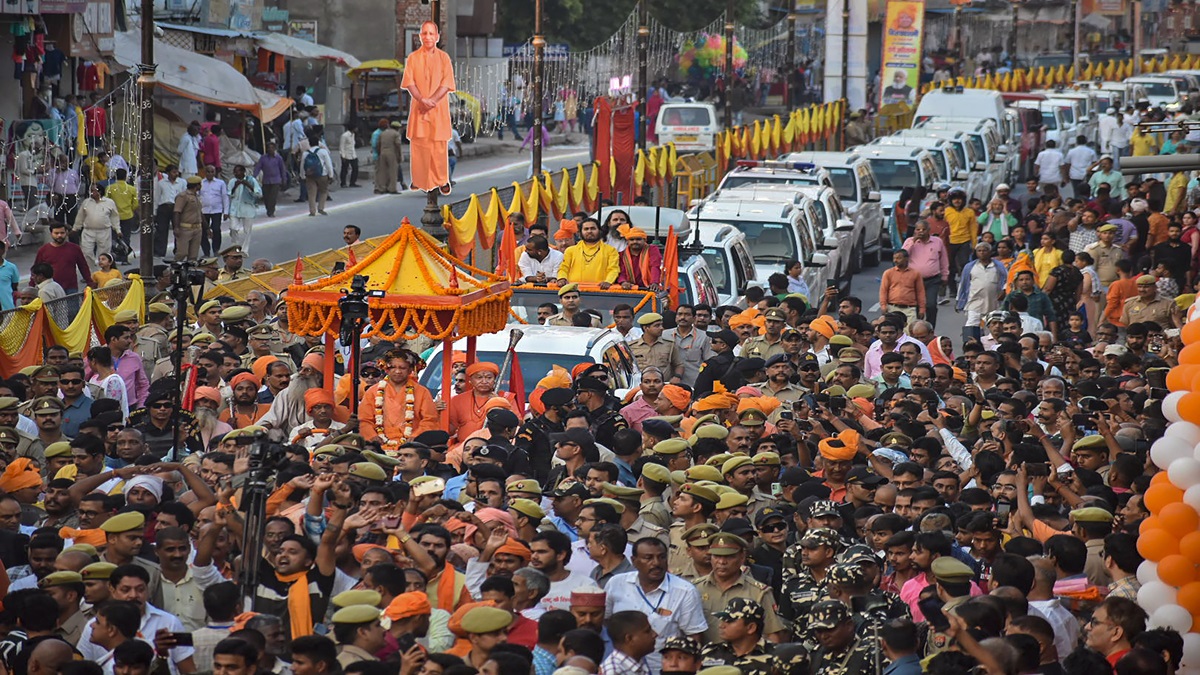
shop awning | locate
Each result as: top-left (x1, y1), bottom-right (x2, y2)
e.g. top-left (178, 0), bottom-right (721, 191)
top-left (112, 31), bottom-right (292, 122)
top-left (253, 33), bottom-right (361, 68)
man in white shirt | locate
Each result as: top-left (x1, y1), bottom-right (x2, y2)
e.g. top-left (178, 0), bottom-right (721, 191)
top-left (198, 164), bottom-right (229, 258)
top-left (153, 166), bottom-right (185, 257)
top-left (531, 531), bottom-right (594, 613)
top-left (295, 86), bottom-right (315, 107)
top-left (518, 235), bottom-right (564, 283)
top-left (338, 127), bottom-right (359, 189)
top-left (1034, 139), bottom-right (1066, 194)
top-left (77, 564), bottom-right (196, 672)
top-left (303, 139), bottom-right (335, 217)
top-left (1064, 135), bottom-right (1097, 199)
top-left (177, 124), bottom-right (201, 177)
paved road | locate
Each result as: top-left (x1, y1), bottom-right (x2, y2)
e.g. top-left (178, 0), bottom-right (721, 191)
top-left (847, 260), bottom-right (969, 344)
top-left (6, 143), bottom-right (592, 276)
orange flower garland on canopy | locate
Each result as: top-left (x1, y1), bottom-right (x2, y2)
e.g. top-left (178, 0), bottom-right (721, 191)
top-left (285, 219), bottom-right (512, 342)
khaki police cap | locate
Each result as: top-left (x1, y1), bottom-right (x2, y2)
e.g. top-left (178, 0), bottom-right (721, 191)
top-left (331, 604), bottom-right (381, 624)
top-left (931, 556), bottom-right (975, 584)
top-left (147, 303), bottom-right (173, 314)
top-left (100, 511), bottom-right (146, 533)
top-left (312, 445), bottom-right (344, 457)
top-left (583, 497), bottom-right (626, 514)
top-left (349, 462), bottom-right (388, 482)
top-left (690, 423), bottom-right (729, 445)
top-left (509, 498), bottom-right (546, 520)
top-left (332, 589), bottom-right (383, 609)
top-left (838, 348), bottom-right (863, 363)
top-left (508, 479), bottom-right (544, 496)
top-left (112, 309), bottom-right (139, 324)
top-left (829, 334), bottom-right (854, 348)
top-left (637, 312), bottom-right (664, 327)
top-left (600, 482), bottom-right (643, 502)
top-left (738, 408), bottom-right (767, 426)
top-left (460, 606), bottom-right (514, 634)
top-left (0, 398), bottom-right (17, 412)
top-left (557, 283), bottom-right (580, 296)
top-left (248, 324), bottom-right (279, 339)
top-left (220, 245), bottom-right (245, 258)
top-left (198, 257), bottom-right (220, 267)
top-left (686, 465), bottom-right (724, 483)
top-left (39, 571), bottom-right (83, 588)
top-left (81, 562), bottom-right (118, 580)
top-left (1098, 223), bottom-right (1118, 233)
top-left (679, 483), bottom-right (720, 505)
top-left (681, 522), bottom-right (719, 544)
top-left (880, 432), bottom-right (913, 449)
top-left (722, 456), bottom-right (754, 475)
top-left (846, 383), bottom-right (877, 399)
top-left (31, 366), bottom-right (59, 382)
top-left (44, 442), bottom-right (72, 459)
top-left (0, 427), bottom-right (18, 446)
top-left (64, 544), bottom-right (97, 557)
top-left (1072, 506), bottom-right (1115, 523)
top-left (708, 532), bottom-right (749, 555)
top-left (706, 453), bottom-right (732, 468)
top-left (716, 492), bottom-right (749, 510)
top-left (198, 300), bottom-right (221, 314)
top-left (190, 332), bottom-right (217, 346)
top-left (220, 306), bottom-right (252, 322)
top-left (32, 397), bottom-right (64, 414)
top-left (753, 452), bottom-right (780, 467)
top-left (1072, 435), bottom-right (1109, 452)
top-left (641, 463), bottom-right (671, 484)
top-left (653, 438), bottom-right (690, 456)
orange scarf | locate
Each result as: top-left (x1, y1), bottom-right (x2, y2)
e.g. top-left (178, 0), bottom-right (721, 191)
top-left (275, 569), bottom-right (313, 638)
top-left (620, 249), bottom-right (651, 286)
top-left (434, 562), bottom-right (458, 612)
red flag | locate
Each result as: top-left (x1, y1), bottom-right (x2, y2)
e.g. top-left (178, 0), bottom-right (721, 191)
top-left (662, 225), bottom-right (680, 309)
top-left (293, 253), bottom-right (304, 284)
top-left (496, 217), bottom-right (518, 281)
top-left (347, 247), bottom-right (358, 267)
top-left (509, 351), bottom-right (526, 416)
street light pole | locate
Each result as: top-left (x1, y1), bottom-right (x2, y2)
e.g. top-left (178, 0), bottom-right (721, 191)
top-left (138, 0), bottom-right (155, 277)
top-left (1009, 1), bottom-right (1018, 68)
top-left (531, 0), bottom-right (545, 175)
top-left (637, 1), bottom-right (649, 151)
top-left (1071, 0), bottom-right (1081, 79)
top-left (785, 12), bottom-right (797, 109)
top-left (724, 0), bottom-right (734, 129)
top-left (954, 5), bottom-right (964, 76)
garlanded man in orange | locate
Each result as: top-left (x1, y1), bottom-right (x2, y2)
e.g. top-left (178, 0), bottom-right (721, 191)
top-left (447, 362), bottom-right (518, 439)
top-left (615, 225), bottom-right (663, 289)
top-left (402, 21), bottom-right (456, 196)
top-left (358, 349), bottom-right (439, 449)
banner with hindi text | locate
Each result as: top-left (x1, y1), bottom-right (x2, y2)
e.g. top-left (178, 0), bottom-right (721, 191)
top-left (879, 0), bottom-right (924, 110)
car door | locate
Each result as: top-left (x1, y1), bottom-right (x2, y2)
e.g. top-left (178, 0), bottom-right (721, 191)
top-left (796, 205), bottom-right (829, 292)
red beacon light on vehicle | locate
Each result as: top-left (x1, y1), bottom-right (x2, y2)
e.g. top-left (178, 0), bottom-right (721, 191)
top-left (734, 160), bottom-right (817, 171)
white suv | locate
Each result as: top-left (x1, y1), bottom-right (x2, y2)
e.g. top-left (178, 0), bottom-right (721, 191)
top-left (780, 151), bottom-right (884, 269)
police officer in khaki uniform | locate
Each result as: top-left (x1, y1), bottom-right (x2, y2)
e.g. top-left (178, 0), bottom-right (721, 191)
top-left (602, 482), bottom-right (669, 546)
top-left (0, 427), bottom-right (20, 460)
top-left (675, 522), bottom-right (718, 582)
top-left (755, 354), bottom-right (805, 406)
top-left (924, 556), bottom-right (976, 656)
top-left (668, 482), bottom-right (719, 573)
top-left (220, 304), bottom-right (253, 331)
top-left (135, 303), bottom-right (175, 372)
top-left (23, 397), bottom-right (67, 465)
top-left (217, 245), bottom-right (249, 282)
top-left (739, 308), bottom-right (789, 360)
top-left (653, 437), bottom-right (693, 474)
top-left (629, 312), bottom-right (684, 381)
top-left (638, 463), bottom-right (673, 529)
top-left (693, 533), bottom-right (786, 643)
top-left (806, 600), bottom-right (880, 675)
top-left (721, 455), bottom-right (777, 521)
top-left (545, 283), bottom-right (602, 327)
top-left (1121, 274), bottom-right (1180, 327)
top-left (18, 367), bottom-right (60, 418)
top-left (80, 562), bottom-right (117, 619)
top-left (699, 598), bottom-right (779, 674)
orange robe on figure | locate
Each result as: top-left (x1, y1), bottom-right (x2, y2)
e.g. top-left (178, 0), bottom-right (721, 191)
top-left (358, 378), bottom-right (439, 445)
top-left (401, 45), bottom-right (456, 192)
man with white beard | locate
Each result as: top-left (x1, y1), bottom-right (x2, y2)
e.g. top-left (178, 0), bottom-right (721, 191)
top-left (258, 352), bottom-right (327, 431)
top-left (192, 387), bottom-right (232, 449)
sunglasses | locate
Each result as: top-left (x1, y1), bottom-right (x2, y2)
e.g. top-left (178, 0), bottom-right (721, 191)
top-left (150, 402), bottom-right (173, 409)
top-left (758, 522), bottom-right (787, 533)
top-left (59, 379), bottom-right (84, 385)
top-left (800, 364), bottom-right (819, 371)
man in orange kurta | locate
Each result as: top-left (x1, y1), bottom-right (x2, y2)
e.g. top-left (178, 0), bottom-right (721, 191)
top-left (401, 21), bottom-right (456, 195)
top-left (359, 350), bottom-right (439, 447)
top-left (447, 362), bottom-right (518, 440)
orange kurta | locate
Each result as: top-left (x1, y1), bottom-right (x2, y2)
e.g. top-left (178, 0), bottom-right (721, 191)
top-left (447, 390), bottom-right (517, 440)
top-left (358, 378), bottom-right (440, 445)
top-left (401, 46), bottom-right (455, 191)
top-left (219, 403), bottom-right (271, 428)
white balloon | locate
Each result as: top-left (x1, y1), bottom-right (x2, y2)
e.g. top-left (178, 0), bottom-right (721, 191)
top-left (1139, 581), bottom-right (1179, 613)
top-left (1181, 668), bottom-right (1200, 675)
top-left (1138, 560), bottom-right (1161, 586)
top-left (1168, 421), bottom-right (1200, 444)
top-left (1171, 458), bottom-right (1200, 489)
top-left (1182, 633), bottom-right (1200, 669)
top-left (1150, 604), bottom-right (1193, 632)
top-left (1155, 436), bottom-right (1196, 469)
top-left (1167, 390), bottom-right (1188, 423)
top-left (1186, 486), bottom-right (1200, 513)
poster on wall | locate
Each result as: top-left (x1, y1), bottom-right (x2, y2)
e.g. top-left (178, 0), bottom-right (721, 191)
top-left (879, 0), bottom-right (925, 109)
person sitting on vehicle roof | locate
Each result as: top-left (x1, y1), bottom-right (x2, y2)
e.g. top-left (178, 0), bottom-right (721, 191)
top-left (615, 225), bottom-right (662, 290)
top-left (556, 217), bottom-right (619, 287)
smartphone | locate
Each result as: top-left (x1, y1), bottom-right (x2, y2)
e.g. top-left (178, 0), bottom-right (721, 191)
top-left (995, 502), bottom-right (1012, 518)
top-left (829, 396), bottom-right (846, 415)
top-left (332, 261), bottom-right (347, 275)
top-left (926, 401), bottom-right (939, 417)
top-left (412, 477), bottom-right (446, 497)
top-left (171, 633), bottom-right (194, 647)
top-left (826, 280), bottom-right (839, 289)
top-left (779, 410), bottom-right (794, 421)
top-left (918, 598), bottom-right (950, 632)
top-left (1072, 413), bottom-right (1097, 430)
top-left (771, 482), bottom-right (782, 496)
top-left (795, 420), bottom-right (813, 432)
top-left (380, 516), bottom-right (400, 529)
top-left (395, 632), bottom-right (418, 653)
top-left (1027, 463), bottom-right (1050, 477)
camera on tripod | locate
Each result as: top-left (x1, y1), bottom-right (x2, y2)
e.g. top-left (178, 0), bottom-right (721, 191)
top-left (233, 428), bottom-right (291, 473)
top-left (170, 260), bottom-right (207, 289)
top-left (339, 275), bottom-right (384, 343)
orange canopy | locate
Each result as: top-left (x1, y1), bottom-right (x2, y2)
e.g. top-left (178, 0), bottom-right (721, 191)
top-left (285, 220), bottom-right (512, 341)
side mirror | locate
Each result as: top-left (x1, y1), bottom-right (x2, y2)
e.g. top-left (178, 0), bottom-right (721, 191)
top-left (689, 198), bottom-right (702, 208)
top-left (810, 253), bottom-right (829, 267)
top-left (822, 236), bottom-right (840, 249)
top-left (955, 169), bottom-right (969, 180)
top-left (974, 162), bottom-right (988, 171)
top-left (998, 144), bottom-right (1011, 154)
top-left (835, 219), bottom-right (855, 233)
top-left (1079, 116), bottom-right (1090, 123)
top-left (867, 190), bottom-right (882, 202)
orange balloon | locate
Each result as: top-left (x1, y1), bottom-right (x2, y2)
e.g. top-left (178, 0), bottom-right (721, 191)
top-left (1153, 472), bottom-right (1172, 486)
top-left (1140, 527), bottom-right (1182, 562)
top-left (1162, 503), bottom-right (1200, 537)
top-left (1180, 341), bottom-right (1200, 365)
top-left (1171, 365), bottom-right (1200, 392)
top-left (1189, 367), bottom-right (1200, 393)
top-left (1182, 532), bottom-right (1200, 564)
top-left (1179, 582), bottom-right (1200, 614)
top-left (1158, 554), bottom-right (1198, 586)
top-left (1179, 392), bottom-right (1200, 424)
top-left (1144, 516), bottom-right (1163, 534)
top-left (1146, 483), bottom-right (1186, 514)
top-left (1183, 320), bottom-right (1200, 346)
top-left (1192, 614), bottom-right (1200, 634)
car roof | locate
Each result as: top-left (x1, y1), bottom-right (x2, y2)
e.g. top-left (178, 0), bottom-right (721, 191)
top-left (893, 128), bottom-right (968, 142)
top-left (698, 223), bottom-right (746, 246)
top-left (707, 184), bottom-right (810, 205)
top-left (438, 324), bottom-right (618, 353)
top-left (592, 206), bottom-right (693, 240)
top-left (856, 145), bottom-right (929, 159)
top-left (693, 199), bottom-right (794, 220)
top-left (780, 151), bottom-right (865, 167)
top-left (872, 136), bottom-right (948, 151)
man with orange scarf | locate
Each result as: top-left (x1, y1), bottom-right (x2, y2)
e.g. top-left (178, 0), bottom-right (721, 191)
top-left (219, 372), bottom-right (270, 427)
top-left (816, 428), bottom-right (860, 503)
top-left (359, 349), bottom-right (439, 450)
top-left (256, 472), bottom-right (346, 639)
top-left (615, 225), bottom-right (662, 289)
top-left (447, 362), bottom-right (516, 440)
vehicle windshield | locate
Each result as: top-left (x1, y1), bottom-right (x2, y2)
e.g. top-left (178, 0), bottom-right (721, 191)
top-left (865, 159), bottom-right (921, 190)
top-left (421, 351), bottom-right (591, 397)
top-left (702, 248), bottom-right (731, 294)
top-left (729, 221), bottom-right (799, 266)
top-left (929, 152), bottom-right (948, 181)
top-left (1141, 81), bottom-right (1176, 97)
top-left (825, 168), bottom-right (857, 201)
top-left (1057, 106), bottom-right (1075, 124)
top-left (661, 106), bottom-right (714, 126)
top-left (965, 135), bottom-right (986, 161)
top-left (509, 288), bottom-right (656, 323)
top-left (1041, 111), bottom-right (1058, 130)
top-left (721, 175), bottom-right (820, 190)
top-left (943, 142), bottom-right (967, 169)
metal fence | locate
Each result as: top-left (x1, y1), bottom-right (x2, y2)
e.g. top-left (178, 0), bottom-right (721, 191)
top-left (0, 279), bottom-right (136, 355)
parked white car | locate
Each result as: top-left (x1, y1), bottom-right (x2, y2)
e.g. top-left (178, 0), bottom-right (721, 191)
top-left (781, 151), bottom-right (885, 267)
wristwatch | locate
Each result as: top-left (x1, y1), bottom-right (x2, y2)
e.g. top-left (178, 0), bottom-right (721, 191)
top-left (398, 533), bottom-right (411, 544)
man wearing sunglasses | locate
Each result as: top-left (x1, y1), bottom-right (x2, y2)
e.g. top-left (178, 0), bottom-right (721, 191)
top-left (58, 365), bottom-right (92, 438)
